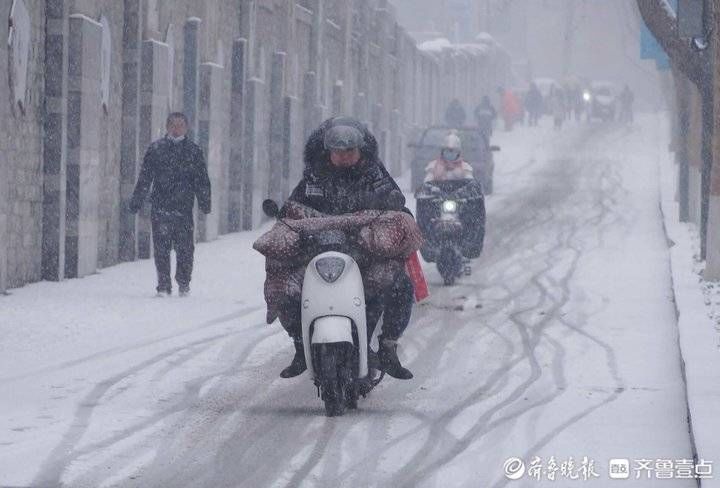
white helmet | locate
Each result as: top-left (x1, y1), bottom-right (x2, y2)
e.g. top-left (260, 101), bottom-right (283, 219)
top-left (441, 133), bottom-right (462, 161)
top-left (443, 133), bottom-right (462, 150)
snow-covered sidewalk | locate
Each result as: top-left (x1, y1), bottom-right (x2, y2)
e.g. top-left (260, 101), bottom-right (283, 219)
top-left (658, 120), bottom-right (720, 488)
top-left (0, 227), bottom-right (277, 486)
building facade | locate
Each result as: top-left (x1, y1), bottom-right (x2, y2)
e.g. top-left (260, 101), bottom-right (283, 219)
top-left (0, 0), bottom-right (512, 292)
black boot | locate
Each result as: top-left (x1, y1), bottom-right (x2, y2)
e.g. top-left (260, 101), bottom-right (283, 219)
top-left (280, 339), bottom-right (307, 378)
top-left (378, 338), bottom-right (413, 380)
top-left (178, 283), bottom-right (190, 297)
top-left (368, 348), bottom-right (380, 371)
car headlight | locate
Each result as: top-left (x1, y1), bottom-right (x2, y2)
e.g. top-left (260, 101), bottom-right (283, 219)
top-left (583, 91), bottom-right (591, 102)
top-left (315, 256), bottom-right (345, 283)
top-left (442, 200), bottom-right (458, 213)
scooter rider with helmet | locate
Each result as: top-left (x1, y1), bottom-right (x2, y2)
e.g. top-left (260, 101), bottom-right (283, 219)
top-left (417, 132), bottom-right (485, 272)
top-left (276, 116), bottom-right (415, 380)
top-left (424, 133), bottom-right (474, 182)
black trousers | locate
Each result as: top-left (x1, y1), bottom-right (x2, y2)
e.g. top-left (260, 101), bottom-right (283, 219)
top-left (278, 270), bottom-right (415, 344)
top-left (151, 210), bottom-right (195, 292)
top-left (365, 271), bottom-right (414, 342)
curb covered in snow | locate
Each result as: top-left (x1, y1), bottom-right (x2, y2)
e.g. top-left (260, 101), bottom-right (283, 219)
top-left (659, 152), bottom-right (720, 488)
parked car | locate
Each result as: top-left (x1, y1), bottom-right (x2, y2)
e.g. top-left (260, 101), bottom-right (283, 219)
top-left (408, 126), bottom-right (500, 194)
top-left (587, 81), bottom-right (618, 122)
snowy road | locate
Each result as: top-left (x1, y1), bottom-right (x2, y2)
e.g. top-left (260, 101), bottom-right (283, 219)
top-left (0, 114), bottom-right (698, 487)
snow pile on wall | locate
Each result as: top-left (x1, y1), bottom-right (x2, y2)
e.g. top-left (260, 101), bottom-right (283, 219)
top-left (419, 34), bottom-right (496, 57)
top-left (418, 37), bottom-right (453, 52)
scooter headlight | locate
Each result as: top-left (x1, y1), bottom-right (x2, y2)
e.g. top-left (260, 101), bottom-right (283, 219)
top-left (442, 200), bottom-right (458, 213)
top-left (583, 91), bottom-right (592, 102)
top-left (315, 256), bottom-right (346, 283)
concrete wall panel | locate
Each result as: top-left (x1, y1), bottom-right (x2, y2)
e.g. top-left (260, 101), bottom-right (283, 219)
top-left (137, 39), bottom-right (170, 258)
top-left (198, 62), bottom-right (225, 242)
top-left (65, 14), bottom-right (102, 278)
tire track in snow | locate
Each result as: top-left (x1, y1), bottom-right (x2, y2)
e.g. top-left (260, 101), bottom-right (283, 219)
top-left (391, 129), bottom-right (631, 486)
top-left (393, 229), bottom-right (574, 486)
top-left (326, 175), bottom-right (580, 484)
top-left (32, 316), bottom-right (275, 488)
top-left (0, 306), bottom-right (264, 384)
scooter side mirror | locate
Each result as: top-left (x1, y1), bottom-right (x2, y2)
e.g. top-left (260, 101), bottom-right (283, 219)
top-left (262, 199), bottom-right (280, 218)
top-left (490, 145), bottom-right (501, 152)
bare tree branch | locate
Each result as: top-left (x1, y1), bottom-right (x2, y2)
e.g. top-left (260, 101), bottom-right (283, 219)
top-left (635, 0), bottom-right (711, 92)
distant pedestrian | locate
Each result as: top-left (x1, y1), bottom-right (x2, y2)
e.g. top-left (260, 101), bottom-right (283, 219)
top-left (445, 99), bottom-right (467, 128)
top-left (474, 96), bottom-right (497, 139)
top-left (549, 87), bottom-right (565, 130)
top-left (524, 83), bottom-right (543, 127)
top-left (619, 84), bottom-right (635, 124)
top-left (500, 88), bottom-right (522, 131)
top-left (129, 112), bottom-right (211, 297)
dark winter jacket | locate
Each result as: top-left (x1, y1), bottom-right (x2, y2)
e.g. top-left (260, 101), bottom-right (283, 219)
top-left (445, 99), bottom-right (467, 127)
top-left (284, 117), bottom-right (406, 216)
top-left (129, 136), bottom-right (211, 216)
top-left (474, 101), bottom-right (497, 124)
top-left (525, 87), bottom-right (543, 113)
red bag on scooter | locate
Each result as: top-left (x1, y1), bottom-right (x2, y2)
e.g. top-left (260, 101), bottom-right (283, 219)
top-left (406, 251), bottom-right (430, 302)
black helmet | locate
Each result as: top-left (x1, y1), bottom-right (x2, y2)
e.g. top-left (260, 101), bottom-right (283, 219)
top-left (323, 123), bottom-right (365, 151)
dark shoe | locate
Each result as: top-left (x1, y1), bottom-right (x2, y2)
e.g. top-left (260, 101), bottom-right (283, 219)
top-left (156, 286), bottom-right (171, 297)
top-left (378, 339), bottom-right (413, 380)
top-left (178, 284), bottom-right (190, 297)
top-left (280, 340), bottom-right (307, 378)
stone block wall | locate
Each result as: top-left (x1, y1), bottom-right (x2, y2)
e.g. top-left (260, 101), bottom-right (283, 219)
top-left (227, 37), bottom-right (247, 233)
top-left (119, 0), bottom-right (142, 263)
top-left (0, 0), bottom-right (11, 293)
top-left (3, 0), bottom-right (46, 290)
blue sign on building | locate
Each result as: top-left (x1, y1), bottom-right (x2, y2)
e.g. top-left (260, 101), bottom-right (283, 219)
top-left (640, 0), bottom-right (677, 70)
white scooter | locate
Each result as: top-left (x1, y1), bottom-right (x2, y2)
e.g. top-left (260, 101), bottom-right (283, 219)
top-left (302, 250), bottom-right (369, 415)
top-left (263, 199), bottom-right (398, 416)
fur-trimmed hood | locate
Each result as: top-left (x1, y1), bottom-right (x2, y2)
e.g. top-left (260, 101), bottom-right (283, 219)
top-left (284, 116), bottom-right (405, 216)
top-left (302, 117), bottom-right (381, 179)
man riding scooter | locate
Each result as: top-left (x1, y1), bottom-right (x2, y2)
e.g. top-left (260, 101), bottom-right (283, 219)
top-left (273, 117), bottom-right (416, 380)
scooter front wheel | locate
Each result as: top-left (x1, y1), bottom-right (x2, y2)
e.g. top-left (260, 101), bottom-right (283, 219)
top-left (345, 384), bottom-right (359, 410)
top-left (316, 343), bottom-right (354, 417)
top-left (438, 247), bottom-right (462, 286)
